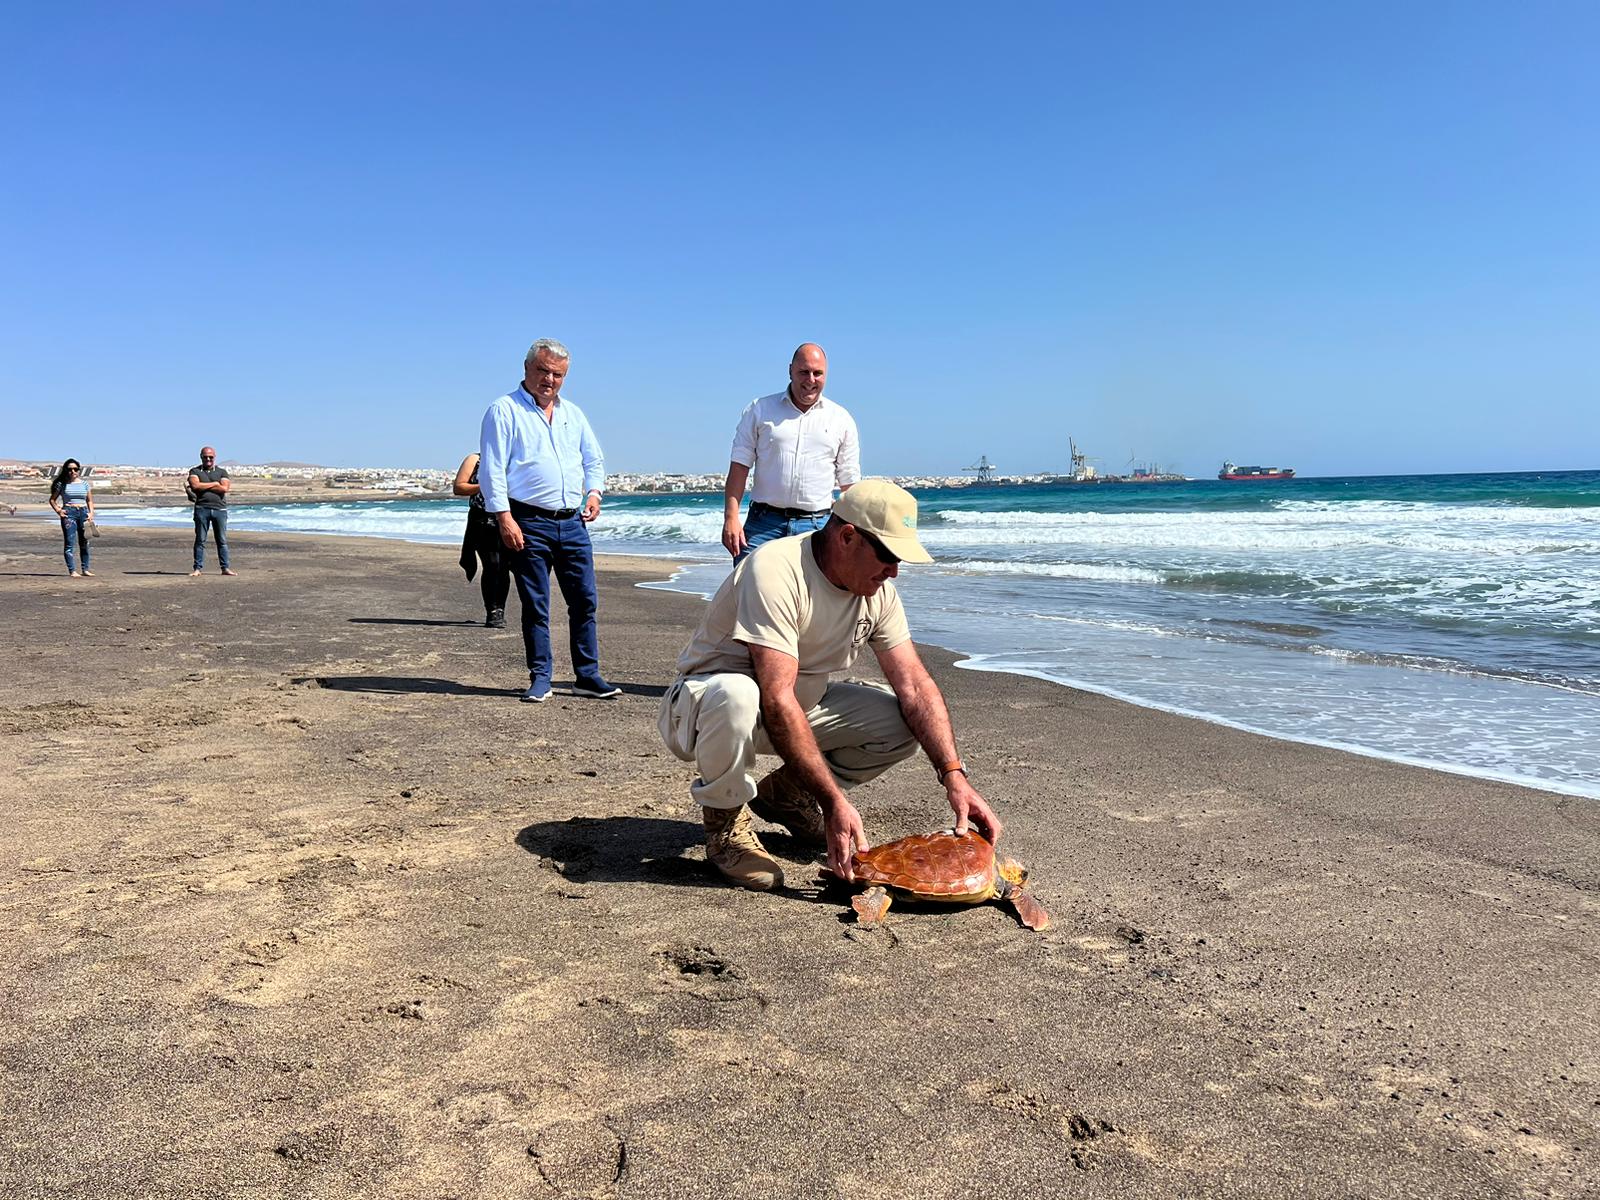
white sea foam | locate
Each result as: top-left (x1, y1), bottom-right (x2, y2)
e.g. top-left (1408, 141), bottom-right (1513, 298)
top-left (103, 500), bottom-right (730, 549)
top-left (920, 502), bottom-right (1600, 638)
top-left (928, 505), bottom-right (1600, 557)
top-left (947, 653), bottom-right (1600, 801)
top-left (1024, 612), bottom-right (1183, 637)
top-left (590, 508), bottom-right (726, 545)
top-left (942, 559), bottom-right (1166, 584)
top-left (917, 602), bottom-right (1600, 800)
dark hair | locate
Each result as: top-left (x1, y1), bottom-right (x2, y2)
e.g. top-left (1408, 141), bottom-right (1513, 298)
top-left (50, 458), bottom-right (82, 500)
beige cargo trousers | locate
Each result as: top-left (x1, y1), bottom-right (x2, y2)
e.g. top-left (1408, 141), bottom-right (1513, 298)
top-left (658, 673), bottom-right (920, 809)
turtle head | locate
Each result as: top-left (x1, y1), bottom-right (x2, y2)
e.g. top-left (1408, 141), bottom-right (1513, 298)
top-left (996, 857), bottom-right (1028, 888)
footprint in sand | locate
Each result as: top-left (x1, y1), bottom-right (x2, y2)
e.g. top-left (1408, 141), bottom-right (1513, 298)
top-left (203, 931), bottom-right (310, 1009)
top-left (438, 1085), bottom-right (529, 1131)
top-left (651, 943), bottom-right (760, 1003)
top-left (965, 1077), bottom-right (1126, 1168)
top-left (275, 1123), bottom-right (345, 1165)
top-left (526, 1119), bottom-right (628, 1196)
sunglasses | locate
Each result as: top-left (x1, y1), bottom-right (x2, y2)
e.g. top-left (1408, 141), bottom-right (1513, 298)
top-left (858, 528), bottom-right (900, 566)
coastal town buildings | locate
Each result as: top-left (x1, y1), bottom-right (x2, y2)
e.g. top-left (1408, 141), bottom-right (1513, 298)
top-left (3, 459), bottom-right (1190, 500)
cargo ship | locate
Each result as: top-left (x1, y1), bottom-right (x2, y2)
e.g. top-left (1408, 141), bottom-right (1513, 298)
top-left (1218, 461), bottom-right (1295, 481)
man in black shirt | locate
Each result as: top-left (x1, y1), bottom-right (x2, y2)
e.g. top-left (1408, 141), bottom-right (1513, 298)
top-left (187, 446), bottom-right (236, 576)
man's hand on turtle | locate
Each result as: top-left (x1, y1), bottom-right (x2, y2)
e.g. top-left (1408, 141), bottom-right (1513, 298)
top-left (824, 797), bottom-right (869, 881)
top-left (946, 774), bottom-right (1003, 845)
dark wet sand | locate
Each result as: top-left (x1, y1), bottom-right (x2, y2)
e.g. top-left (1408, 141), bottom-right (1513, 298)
top-left (1, 524), bottom-right (1595, 1199)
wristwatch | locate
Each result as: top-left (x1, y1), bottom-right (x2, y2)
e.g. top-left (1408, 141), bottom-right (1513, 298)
top-left (935, 760), bottom-right (967, 783)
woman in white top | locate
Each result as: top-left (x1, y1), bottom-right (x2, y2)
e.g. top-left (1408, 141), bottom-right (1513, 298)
top-left (48, 458), bottom-right (95, 577)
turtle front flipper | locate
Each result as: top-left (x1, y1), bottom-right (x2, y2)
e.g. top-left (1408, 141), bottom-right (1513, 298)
top-left (1002, 884), bottom-right (1051, 931)
top-left (852, 886), bottom-right (893, 926)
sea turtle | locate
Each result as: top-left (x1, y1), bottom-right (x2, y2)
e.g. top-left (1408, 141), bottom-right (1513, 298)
top-left (847, 829), bottom-right (1050, 931)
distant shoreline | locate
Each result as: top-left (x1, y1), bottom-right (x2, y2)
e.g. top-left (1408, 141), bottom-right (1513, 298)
top-left (7, 477), bottom-right (1229, 512)
top-left (0, 489), bottom-right (461, 511)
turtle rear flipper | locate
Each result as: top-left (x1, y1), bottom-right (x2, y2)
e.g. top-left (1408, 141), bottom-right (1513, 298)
top-left (1005, 885), bottom-right (1051, 932)
top-left (852, 886), bottom-right (893, 926)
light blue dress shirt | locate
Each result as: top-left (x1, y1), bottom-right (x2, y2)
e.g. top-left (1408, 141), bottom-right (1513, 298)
top-left (478, 385), bottom-right (606, 513)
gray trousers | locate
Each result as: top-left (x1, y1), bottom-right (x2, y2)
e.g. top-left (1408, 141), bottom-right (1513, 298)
top-left (658, 673), bottom-right (919, 810)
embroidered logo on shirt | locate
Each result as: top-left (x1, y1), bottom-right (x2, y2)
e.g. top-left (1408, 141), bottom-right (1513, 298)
top-left (852, 617), bottom-right (874, 648)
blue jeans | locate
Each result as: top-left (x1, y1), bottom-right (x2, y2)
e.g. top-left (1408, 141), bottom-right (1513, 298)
top-left (509, 510), bottom-right (601, 684)
top-left (735, 503), bottom-right (830, 563)
top-left (60, 507), bottom-right (91, 574)
top-left (193, 507), bottom-right (230, 570)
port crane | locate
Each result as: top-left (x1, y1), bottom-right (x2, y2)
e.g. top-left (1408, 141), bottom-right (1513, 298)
top-left (1068, 437), bottom-right (1097, 482)
top-left (962, 455), bottom-right (997, 482)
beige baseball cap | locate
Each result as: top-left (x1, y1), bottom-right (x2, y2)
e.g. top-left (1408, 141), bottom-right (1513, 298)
top-left (831, 479), bottom-right (934, 564)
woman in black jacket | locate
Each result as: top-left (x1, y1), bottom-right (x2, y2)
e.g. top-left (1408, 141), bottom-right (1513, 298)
top-left (454, 453), bottom-right (511, 628)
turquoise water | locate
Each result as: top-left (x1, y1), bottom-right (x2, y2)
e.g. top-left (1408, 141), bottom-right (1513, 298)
top-left (104, 470), bottom-right (1600, 797)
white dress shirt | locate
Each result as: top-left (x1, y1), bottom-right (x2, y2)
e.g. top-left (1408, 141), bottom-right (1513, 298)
top-left (729, 390), bottom-right (860, 511)
top-left (479, 385), bottom-right (605, 513)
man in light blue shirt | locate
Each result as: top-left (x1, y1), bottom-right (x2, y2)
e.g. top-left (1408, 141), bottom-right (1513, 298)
top-left (479, 338), bottom-right (620, 703)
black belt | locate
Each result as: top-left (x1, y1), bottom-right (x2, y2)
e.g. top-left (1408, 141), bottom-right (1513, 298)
top-left (509, 498), bottom-right (578, 520)
top-left (751, 502), bottom-right (831, 520)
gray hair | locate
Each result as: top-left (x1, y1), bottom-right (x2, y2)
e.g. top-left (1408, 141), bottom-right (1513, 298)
top-left (525, 338), bottom-right (571, 366)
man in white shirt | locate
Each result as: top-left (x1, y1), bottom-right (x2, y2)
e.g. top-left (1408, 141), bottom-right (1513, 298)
top-left (662, 479), bottom-right (1003, 891)
top-left (479, 338), bottom-right (620, 704)
top-left (721, 343), bottom-right (861, 561)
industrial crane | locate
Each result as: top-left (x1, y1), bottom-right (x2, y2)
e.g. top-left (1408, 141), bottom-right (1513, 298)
top-left (962, 455), bottom-right (996, 482)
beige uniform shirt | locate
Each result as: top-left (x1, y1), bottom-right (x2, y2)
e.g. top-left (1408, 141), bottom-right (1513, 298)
top-left (675, 534), bottom-right (911, 711)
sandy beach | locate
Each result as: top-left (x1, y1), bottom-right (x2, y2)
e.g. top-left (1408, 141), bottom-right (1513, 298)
top-left (1, 523), bottom-right (1595, 1199)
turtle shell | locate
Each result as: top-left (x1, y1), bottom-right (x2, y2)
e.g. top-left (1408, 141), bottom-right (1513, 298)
top-left (851, 830), bottom-right (997, 900)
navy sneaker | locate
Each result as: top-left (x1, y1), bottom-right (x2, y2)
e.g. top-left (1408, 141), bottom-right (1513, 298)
top-left (570, 676), bottom-right (622, 699)
top-left (521, 677), bottom-right (552, 704)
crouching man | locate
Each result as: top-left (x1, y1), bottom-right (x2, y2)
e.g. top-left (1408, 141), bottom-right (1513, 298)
top-left (659, 479), bottom-right (1002, 890)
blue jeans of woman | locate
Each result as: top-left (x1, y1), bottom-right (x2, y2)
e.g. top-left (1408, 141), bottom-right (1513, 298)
top-left (193, 507), bottom-right (230, 571)
top-left (734, 503), bottom-right (830, 563)
top-left (60, 506), bottom-right (90, 574)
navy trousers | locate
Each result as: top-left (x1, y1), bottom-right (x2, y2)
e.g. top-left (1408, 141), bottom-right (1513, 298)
top-left (508, 511), bottom-right (600, 684)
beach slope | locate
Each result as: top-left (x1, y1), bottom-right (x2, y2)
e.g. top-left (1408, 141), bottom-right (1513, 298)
top-left (1, 526), bottom-right (1595, 1198)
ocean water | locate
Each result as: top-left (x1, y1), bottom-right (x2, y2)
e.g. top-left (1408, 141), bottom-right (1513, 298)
top-left (102, 470), bottom-right (1600, 798)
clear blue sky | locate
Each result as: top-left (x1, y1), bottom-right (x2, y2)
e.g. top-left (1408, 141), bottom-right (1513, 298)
top-left (5, 2), bottom-right (1597, 477)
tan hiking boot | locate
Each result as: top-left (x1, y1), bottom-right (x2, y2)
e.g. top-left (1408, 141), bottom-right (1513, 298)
top-left (702, 805), bottom-right (784, 891)
top-left (750, 766), bottom-right (829, 847)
